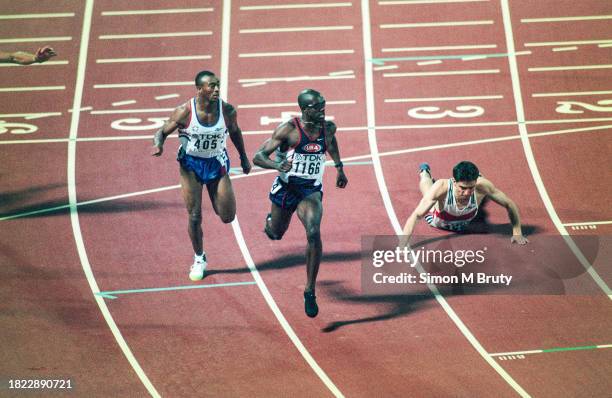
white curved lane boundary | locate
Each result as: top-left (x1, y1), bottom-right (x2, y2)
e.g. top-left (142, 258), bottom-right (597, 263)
top-left (221, 1), bottom-right (344, 396)
top-left (500, 0), bottom-right (611, 299)
top-left (67, 1), bottom-right (161, 396)
top-left (360, 0), bottom-right (531, 396)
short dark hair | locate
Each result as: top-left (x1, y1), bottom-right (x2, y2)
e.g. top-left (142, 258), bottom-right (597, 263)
top-left (298, 89), bottom-right (322, 110)
top-left (453, 161), bottom-right (479, 182)
top-left (195, 70), bottom-right (215, 87)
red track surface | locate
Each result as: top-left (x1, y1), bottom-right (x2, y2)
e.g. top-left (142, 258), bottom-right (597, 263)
top-left (1, 1), bottom-right (611, 397)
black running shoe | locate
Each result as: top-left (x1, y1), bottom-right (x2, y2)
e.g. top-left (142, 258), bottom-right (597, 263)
top-left (304, 291), bottom-right (319, 318)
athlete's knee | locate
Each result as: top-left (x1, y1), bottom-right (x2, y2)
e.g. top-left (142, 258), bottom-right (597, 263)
top-left (305, 225), bottom-right (321, 245)
top-left (188, 210), bottom-right (202, 226)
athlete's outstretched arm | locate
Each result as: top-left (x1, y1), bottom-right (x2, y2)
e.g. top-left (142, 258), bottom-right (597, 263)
top-left (479, 178), bottom-right (529, 244)
top-left (151, 103), bottom-right (189, 157)
top-left (252, 122), bottom-right (292, 171)
top-left (400, 180), bottom-right (445, 247)
top-left (0, 46), bottom-right (56, 65)
top-left (325, 122), bottom-right (347, 188)
top-left (224, 103), bottom-right (251, 174)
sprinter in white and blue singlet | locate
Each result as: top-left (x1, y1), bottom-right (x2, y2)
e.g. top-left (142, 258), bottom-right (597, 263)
top-left (253, 89), bottom-right (348, 318)
top-left (401, 161), bottom-right (529, 246)
top-left (152, 71), bottom-right (251, 281)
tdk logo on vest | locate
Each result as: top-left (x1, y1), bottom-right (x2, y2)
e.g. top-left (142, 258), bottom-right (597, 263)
top-left (303, 143), bottom-right (322, 153)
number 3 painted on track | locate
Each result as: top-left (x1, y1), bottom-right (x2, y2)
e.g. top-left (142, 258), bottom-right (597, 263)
top-left (111, 117), bottom-right (168, 131)
top-left (407, 105), bottom-right (485, 119)
top-left (0, 120), bottom-right (38, 134)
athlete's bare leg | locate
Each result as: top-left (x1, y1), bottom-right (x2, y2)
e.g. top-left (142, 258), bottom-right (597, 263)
top-left (296, 192), bottom-right (323, 293)
top-left (419, 169), bottom-right (434, 196)
top-left (206, 174), bottom-right (236, 223)
top-left (265, 202), bottom-right (293, 240)
top-left (180, 167), bottom-right (204, 255)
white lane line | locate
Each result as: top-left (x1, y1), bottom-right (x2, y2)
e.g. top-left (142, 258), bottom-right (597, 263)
top-left (0, 13), bottom-right (75, 19)
top-left (94, 82), bottom-right (192, 88)
top-left (500, 0), bottom-right (611, 300)
top-left (491, 344), bottom-right (612, 358)
top-left (239, 49), bottom-right (354, 58)
top-left (0, 60), bottom-right (69, 67)
top-left (0, 112), bottom-right (61, 118)
top-left (0, 36), bottom-right (72, 43)
top-left (382, 44), bottom-right (496, 52)
top-left (3, 123), bottom-right (609, 218)
top-left (112, 100), bottom-right (137, 107)
top-left (599, 43), bottom-right (612, 48)
top-left (529, 64), bottom-right (612, 72)
top-left (525, 39), bottom-right (612, 47)
top-left (373, 64), bottom-right (398, 71)
top-left (373, 50), bottom-right (530, 62)
top-left (240, 26), bottom-right (353, 33)
top-left (238, 75), bottom-right (355, 83)
top-left (377, 117), bottom-right (612, 129)
top-left (99, 31), bottom-right (212, 40)
top-left (363, 1), bottom-right (530, 395)
top-left (329, 70), bottom-right (355, 76)
top-left (384, 69), bottom-right (499, 77)
top-left (371, 117), bottom-right (612, 129)
top-left (96, 55), bottom-right (211, 63)
top-left (522, 15), bottom-right (612, 23)
top-left (220, 0), bottom-right (231, 114)
top-left (68, 106), bottom-right (94, 113)
top-left (360, 0), bottom-right (400, 232)
top-left (240, 3), bottom-right (352, 10)
top-left (237, 100), bottom-right (355, 109)
top-left (241, 82), bottom-right (268, 87)
top-left (155, 94), bottom-right (180, 100)
top-left (381, 20), bottom-right (493, 28)
top-left (4, 120), bottom-right (607, 148)
top-left (533, 90), bottom-right (612, 97)
top-left (552, 46), bottom-right (578, 52)
top-left (65, 1), bottom-right (161, 396)
top-left (0, 86), bottom-right (65, 92)
top-left (385, 95), bottom-right (503, 102)
top-left (101, 8), bottom-right (213, 16)
top-left (91, 108), bottom-right (174, 114)
top-left (380, 0), bottom-right (488, 3)
top-left (221, 0), bottom-right (344, 395)
top-left (417, 60), bottom-right (442, 65)
top-left (462, 55), bottom-right (488, 61)
top-left (563, 220), bottom-right (612, 227)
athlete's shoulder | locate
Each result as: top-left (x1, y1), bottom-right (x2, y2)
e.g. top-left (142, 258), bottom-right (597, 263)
top-left (173, 100), bottom-right (192, 124)
top-left (325, 120), bottom-right (337, 134)
top-left (475, 176), bottom-right (494, 194)
top-left (273, 119), bottom-right (297, 139)
top-left (222, 101), bottom-right (236, 116)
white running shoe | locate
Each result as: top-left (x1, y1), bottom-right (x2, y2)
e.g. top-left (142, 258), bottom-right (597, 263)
top-left (189, 255), bottom-right (207, 281)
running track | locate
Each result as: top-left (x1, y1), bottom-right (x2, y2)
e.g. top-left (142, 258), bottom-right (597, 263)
top-left (1, 1), bottom-right (611, 397)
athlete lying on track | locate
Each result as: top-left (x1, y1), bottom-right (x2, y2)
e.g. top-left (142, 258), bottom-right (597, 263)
top-left (401, 161), bottom-right (529, 246)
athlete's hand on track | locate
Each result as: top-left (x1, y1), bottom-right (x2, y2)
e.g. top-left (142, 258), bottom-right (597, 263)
top-left (511, 235), bottom-right (529, 245)
top-left (35, 46), bottom-right (57, 62)
top-left (336, 170), bottom-right (348, 188)
top-left (240, 155), bottom-right (252, 174)
top-left (277, 158), bottom-right (292, 172)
